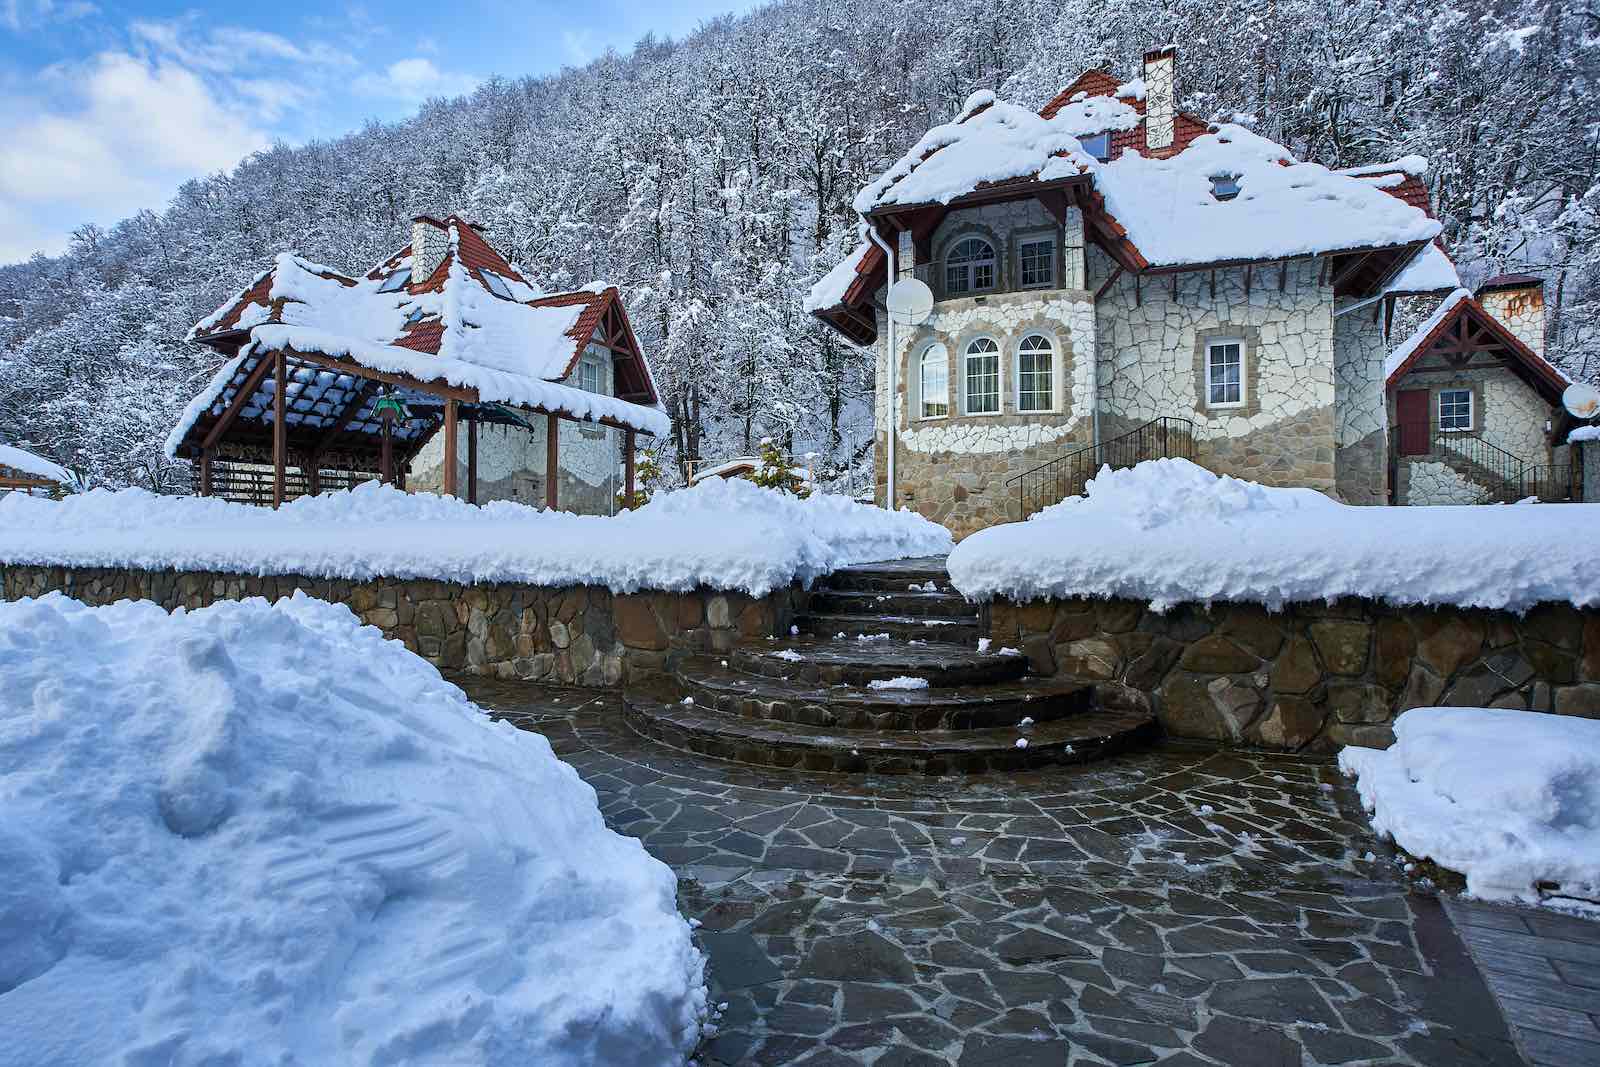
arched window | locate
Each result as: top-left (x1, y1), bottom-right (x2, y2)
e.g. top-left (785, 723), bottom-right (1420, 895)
top-left (945, 237), bottom-right (997, 295)
top-left (964, 337), bottom-right (1000, 414)
top-left (1017, 335), bottom-right (1054, 412)
top-left (918, 343), bottom-right (949, 418)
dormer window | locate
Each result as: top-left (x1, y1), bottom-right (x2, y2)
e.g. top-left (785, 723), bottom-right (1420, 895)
top-left (1210, 174), bottom-right (1242, 201)
top-left (945, 237), bottom-right (997, 295)
top-left (1079, 132), bottom-right (1111, 161)
top-left (481, 270), bottom-right (514, 299)
top-left (378, 268), bottom-right (411, 293)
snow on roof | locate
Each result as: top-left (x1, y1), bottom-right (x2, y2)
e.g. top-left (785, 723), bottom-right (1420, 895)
top-left (804, 238), bottom-right (873, 313)
top-left (1091, 124), bottom-right (1441, 267)
top-left (1384, 288), bottom-right (1471, 379)
top-left (1338, 155), bottom-right (1429, 179)
top-left (1569, 425), bottom-right (1600, 444)
top-left (0, 443), bottom-right (71, 485)
top-left (851, 91), bottom-right (1136, 214)
top-left (173, 219), bottom-right (670, 451)
top-left (850, 80), bottom-right (1440, 269)
top-left (1384, 241), bottom-right (1461, 296)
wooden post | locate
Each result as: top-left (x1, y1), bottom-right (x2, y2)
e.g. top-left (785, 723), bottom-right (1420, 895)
top-left (467, 414), bottom-right (478, 505)
top-left (272, 351), bottom-right (286, 508)
top-left (443, 399), bottom-right (459, 497)
top-left (381, 423), bottom-right (393, 485)
top-left (624, 429), bottom-right (637, 508)
top-left (307, 457), bottom-right (321, 496)
top-left (545, 414), bottom-right (559, 511)
top-left (199, 448), bottom-right (213, 497)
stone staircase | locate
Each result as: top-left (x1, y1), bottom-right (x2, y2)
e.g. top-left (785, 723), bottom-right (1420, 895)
top-left (622, 558), bottom-right (1157, 775)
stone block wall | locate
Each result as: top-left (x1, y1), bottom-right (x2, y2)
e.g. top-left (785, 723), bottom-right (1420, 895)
top-left (989, 594), bottom-right (1600, 753)
top-left (1, 565), bottom-right (801, 687)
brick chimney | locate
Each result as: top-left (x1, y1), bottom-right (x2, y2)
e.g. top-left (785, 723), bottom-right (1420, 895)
top-left (1478, 275), bottom-right (1546, 357)
top-left (410, 215), bottom-right (450, 286)
top-left (1143, 46), bottom-right (1176, 153)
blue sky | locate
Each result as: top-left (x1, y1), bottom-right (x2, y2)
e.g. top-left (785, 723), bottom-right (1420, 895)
top-left (0, 0), bottom-right (752, 263)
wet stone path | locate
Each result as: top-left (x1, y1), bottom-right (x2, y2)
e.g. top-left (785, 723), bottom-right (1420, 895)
top-left (460, 679), bottom-right (1529, 1066)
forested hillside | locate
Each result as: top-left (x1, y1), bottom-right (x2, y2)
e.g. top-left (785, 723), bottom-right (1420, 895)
top-left (1, 0), bottom-right (1594, 490)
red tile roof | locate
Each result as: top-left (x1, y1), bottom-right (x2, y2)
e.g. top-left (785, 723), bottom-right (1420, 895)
top-left (1038, 69), bottom-right (1208, 160)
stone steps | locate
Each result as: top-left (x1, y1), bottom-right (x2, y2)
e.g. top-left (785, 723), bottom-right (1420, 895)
top-left (819, 558), bottom-right (953, 592)
top-left (807, 589), bottom-right (975, 618)
top-left (797, 612), bottom-right (982, 644)
top-left (621, 695), bottom-right (1158, 776)
top-left (728, 636), bottom-right (1028, 687)
top-left (669, 656), bottom-right (1090, 731)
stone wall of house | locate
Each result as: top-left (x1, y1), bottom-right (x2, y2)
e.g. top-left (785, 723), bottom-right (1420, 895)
top-left (989, 594), bottom-right (1600, 752)
top-left (873, 276), bottom-right (1097, 538)
top-left (1396, 457), bottom-right (1490, 505)
top-left (1088, 246), bottom-right (1339, 493)
top-left (1332, 298), bottom-right (1390, 504)
top-left (410, 344), bottom-right (622, 515)
top-left (2, 565), bottom-right (801, 686)
top-left (1386, 365), bottom-right (1553, 469)
top-left (1480, 285), bottom-right (1546, 356)
top-left (1582, 440), bottom-right (1600, 502)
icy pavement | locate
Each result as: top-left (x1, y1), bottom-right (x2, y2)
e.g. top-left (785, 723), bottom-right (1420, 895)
top-left (465, 678), bottom-right (1543, 1067)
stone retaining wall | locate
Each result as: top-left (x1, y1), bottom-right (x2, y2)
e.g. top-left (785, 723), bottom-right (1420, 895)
top-left (988, 594), bottom-right (1600, 752)
top-left (1, 565), bottom-right (802, 687)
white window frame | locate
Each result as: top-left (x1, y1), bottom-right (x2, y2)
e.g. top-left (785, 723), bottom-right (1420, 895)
top-left (945, 237), bottom-right (998, 296)
top-left (1079, 132), bottom-right (1111, 160)
top-left (481, 270), bottom-right (513, 299)
top-left (1437, 388), bottom-right (1474, 432)
top-left (1204, 339), bottom-right (1246, 409)
top-left (1015, 334), bottom-right (1055, 413)
top-left (963, 337), bottom-right (1001, 416)
top-left (917, 343), bottom-right (949, 419)
top-left (378, 268), bottom-right (411, 293)
top-left (1017, 237), bottom-right (1057, 289)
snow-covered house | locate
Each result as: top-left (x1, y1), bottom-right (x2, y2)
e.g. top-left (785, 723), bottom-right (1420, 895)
top-left (168, 215), bottom-right (667, 511)
top-left (807, 48), bottom-right (1570, 536)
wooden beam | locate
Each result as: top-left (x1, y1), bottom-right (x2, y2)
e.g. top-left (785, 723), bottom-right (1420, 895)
top-left (272, 351), bottom-right (286, 509)
top-left (199, 448), bottom-right (213, 497)
top-left (381, 421), bottom-right (393, 485)
top-left (1134, 272), bottom-right (1141, 307)
top-left (1244, 264), bottom-right (1252, 297)
top-left (1318, 256), bottom-right (1328, 287)
top-left (1278, 260), bottom-right (1288, 292)
top-left (442, 398), bottom-right (459, 497)
top-left (624, 429), bottom-right (637, 508)
top-left (1094, 266), bottom-right (1123, 303)
top-left (467, 415), bottom-right (478, 505)
top-left (201, 354), bottom-right (276, 451)
top-left (1171, 272), bottom-right (1178, 300)
top-left (283, 347), bottom-right (478, 403)
top-left (545, 414), bottom-right (559, 510)
top-left (312, 379), bottom-right (379, 458)
top-left (1210, 269), bottom-right (1217, 299)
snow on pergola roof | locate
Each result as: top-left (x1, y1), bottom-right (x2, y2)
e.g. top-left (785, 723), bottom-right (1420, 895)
top-left (0, 443), bottom-right (72, 487)
top-left (169, 218), bottom-right (668, 463)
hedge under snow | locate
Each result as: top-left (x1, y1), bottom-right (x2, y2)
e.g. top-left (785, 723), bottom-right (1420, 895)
top-left (0, 477), bottom-right (952, 596)
top-left (0, 592), bottom-right (706, 1066)
top-left (948, 459), bottom-right (1600, 612)
top-left (1340, 708), bottom-right (1600, 903)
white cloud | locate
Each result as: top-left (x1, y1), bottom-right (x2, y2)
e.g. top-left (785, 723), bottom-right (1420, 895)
top-left (1, 0), bottom-right (96, 33)
top-left (355, 56), bottom-right (477, 103)
top-left (561, 29), bottom-right (595, 65)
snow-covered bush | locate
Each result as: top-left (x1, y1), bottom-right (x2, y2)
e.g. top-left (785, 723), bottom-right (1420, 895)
top-left (0, 592), bottom-right (706, 1065)
top-left (749, 436), bottom-right (812, 498)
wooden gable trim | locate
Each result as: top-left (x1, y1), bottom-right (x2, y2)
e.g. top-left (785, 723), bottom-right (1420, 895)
top-left (1385, 295), bottom-right (1567, 404)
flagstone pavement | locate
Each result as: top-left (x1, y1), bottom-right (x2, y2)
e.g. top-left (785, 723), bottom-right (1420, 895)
top-left (459, 678), bottom-right (1599, 1067)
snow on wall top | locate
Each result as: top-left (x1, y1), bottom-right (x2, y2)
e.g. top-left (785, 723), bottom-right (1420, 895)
top-left (0, 591), bottom-right (707, 1064)
top-left (947, 458), bottom-right (1600, 613)
top-left (0, 443), bottom-right (71, 484)
top-left (1569, 425), bottom-right (1600, 444)
top-left (0, 477), bottom-right (953, 597)
top-left (804, 238), bottom-right (873, 313)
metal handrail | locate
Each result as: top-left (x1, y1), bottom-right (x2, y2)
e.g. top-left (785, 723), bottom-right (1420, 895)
top-left (1390, 422), bottom-right (1530, 504)
top-left (1006, 417), bottom-right (1196, 519)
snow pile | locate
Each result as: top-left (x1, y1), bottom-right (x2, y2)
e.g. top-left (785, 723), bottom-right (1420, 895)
top-left (868, 676), bottom-right (930, 690)
top-left (1384, 242), bottom-right (1460, 296)
top-left (1340, 708), bottom-right (1600, 902)
top-left (805, 236), bottom-right (873, 312)
top-left (0, 476), bottom-right (952, 597)
top-left (0, 593), bottom-right (705, 1065)
top-left (948, 458), bottom-right (1600, 611)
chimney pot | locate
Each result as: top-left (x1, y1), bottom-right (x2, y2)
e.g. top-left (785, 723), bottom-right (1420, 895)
top-left (1142, 46), bottom-right (1177, 153)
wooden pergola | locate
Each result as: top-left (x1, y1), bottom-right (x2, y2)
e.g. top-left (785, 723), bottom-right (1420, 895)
top-left (173, 339), bottom-right (649, 509)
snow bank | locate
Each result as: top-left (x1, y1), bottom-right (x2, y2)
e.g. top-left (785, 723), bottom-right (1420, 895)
top-left (1340, 708), bottom-right (1600, 902)
top-left (0, 593), bottom-right (705, 1065)
top-left (0, 477), bottom-right (952, 597)
top-left (947, 459), bottom-right (1600, 612)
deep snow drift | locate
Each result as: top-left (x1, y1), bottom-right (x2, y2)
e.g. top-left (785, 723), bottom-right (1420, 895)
top-left (1340, 708), bottom-right (1600, 903)
top-left (0, 593), bottom-right (705, 1066)
top-left (0, 476), bottom-right (952, 597)
top-left (948, 459), bottom-right (1600, 612)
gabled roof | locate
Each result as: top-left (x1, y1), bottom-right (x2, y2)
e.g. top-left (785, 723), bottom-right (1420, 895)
top-left (169, 216), bottom-right (669, 461)
top-left (1385, 287), bottom-right (1568, 403)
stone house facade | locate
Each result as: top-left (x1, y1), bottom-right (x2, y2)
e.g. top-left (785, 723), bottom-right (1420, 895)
top-left (809, 50), bottom-right (1574, 537)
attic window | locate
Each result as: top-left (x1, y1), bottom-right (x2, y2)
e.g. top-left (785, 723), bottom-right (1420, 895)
top-left (378, 268), bottom-right (411, 293)
top-left (405, 307), bottom-right (426, 325)
top-left (1079, 132), bottom-right (1111, 161)
top-left (481, 270), bottom-right (514, 299)
top-left (1210, 174), bottom-right (1242, 201)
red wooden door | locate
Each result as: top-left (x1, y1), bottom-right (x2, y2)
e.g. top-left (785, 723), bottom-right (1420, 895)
top-left (1396, 389), bottom-right (1430, 456)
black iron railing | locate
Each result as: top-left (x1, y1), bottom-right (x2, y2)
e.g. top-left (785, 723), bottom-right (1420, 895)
top-left (1508, 464), bottom-right (1579, 503)
top-left (1007, 417), bottom-right (1196, 519)
top-left (1388, 422), bottom-right (1570, 504)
